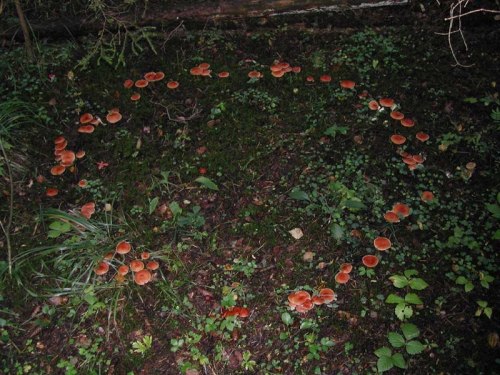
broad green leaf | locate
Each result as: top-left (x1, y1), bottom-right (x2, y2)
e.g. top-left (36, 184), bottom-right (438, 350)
top-left (374, 347), bottom-right (392, 357)
top-left (405, 293), bottom-right (423, 305)
top-left (281, 312), bottom-right (293, 326)
top-left (409, 278), bottom-right (429, 291)
top-left (404, 269), bottom-right (419, 278)
top-left (464, 97), bottom-right (478, 103)
top-left (401, 323), bottom-right (420, 340)
top-left (49, 221), bottom-right (71, 233)
top-left (169, 201), bottom-right (182, 216)
top-left (484, 307), bottom-right (493, 319)
top-left (148, 197), bottom-right (159, 215)
top-left (406, 340), bottom-right (425, 355)
top-left (477, 300), bottom-right (488, 308)
top-left (195, 176), bottom-right (219, 191)
top-left (465, 282), bottom-right (474, 292)
top-left (300, 320), bottom-right (314, 330)
top-left (289, 189), bottom-right (310, 202)
top-left (455, 276), bottom-right (467, 285)
top-left (343, 199), bottom-right (366, 210)
top-left (377, 355), bottom-right (394, 373)
top-left (395, 304), bottom-right (413, 321)
top-left (486, 203), bottom-right (500, 218)
top-left (493, 229), bottom-right (500, 240)
top-left (392, 353), bottom-right (407, 369)
top-left (47, 230), bottom-right (61, 239)
top-left (388, 332), bottom-right (405, 348)
top-left (389, 275), bottom-right (409, 288)
top-left (386, 294), bottom-right (405, 304)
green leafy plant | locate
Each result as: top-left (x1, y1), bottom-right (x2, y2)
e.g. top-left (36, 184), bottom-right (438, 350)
top-left (475, 301), bottom-right (493, 319)
top-left (385, 270), bottom-right (428, 320)
top-left (375, 323), bottom-right (425, 372)
top-left (131, 335), bottom-right (153, 356)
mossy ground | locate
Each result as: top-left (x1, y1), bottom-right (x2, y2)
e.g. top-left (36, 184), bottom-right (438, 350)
top-left (0, 23), bottom-right (499, 374)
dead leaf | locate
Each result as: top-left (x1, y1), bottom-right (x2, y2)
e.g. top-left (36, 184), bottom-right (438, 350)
top-left (303, 251), bottom-right (315, 262)
top-left (289, 228), bottom-right (303, 240)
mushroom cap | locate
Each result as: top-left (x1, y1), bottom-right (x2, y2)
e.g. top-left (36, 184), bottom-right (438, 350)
top-left (123, 79), bottom-right (134, 89)
top-left (288, 290), bottom-right (311, 306)
top-left (78, 125), bottom-right (95, 134)
top-left (292, 66), bottom-right (301, 73)
top-left (140, 251), bottom-right (150, 260)
top-left (379, 98), bottom-right (395, 107)
top-left (238, 307), bottom-right (250, 318)
top-left (78, 179), bottom-right (87, 187)
top-left (198, 62), bottom-right (210, 70)
top-left (154, 72), bottom-right (165, 81)
top-left (80, 113), bottom-right (94, 124)
top-left (190, 66), bottom-right (203, 76)
top-left (392, 203), bottom-right (411, 218)
top-left (130, 260), bottom-right (145, 272)
top-left (335, 271), bottom-right (350, 284)
top-left (248, 70), bottom-right (261, 79)
top-left (218, 71), bottom-right (230, 78)
top-left (390, 134), bottom-right (406, 145)
top-left (271, 70), bottom-right (285, 78)
top-left (106, 112), bottom-right (122, 124)
top-left (144, 72), bottom-right (157, 81)
top-left (60, 150), bottom-right (76, 166)
top-left (400, 118), bottom-right (415, 127)
top-left (130, 93), bottom-right (141, 101)
top-left (135, 79), bottom-right (149, 88)
top-left (134, 269), bottom-right (152, 285)
top-left (76, 150), bottom-right (86, 159)
top-left (412, 154), bottom-right (424, 164)
top-left (117, 265), bottom-right (129, 276)
top-left (390, 111), bottom-right (405, 120)
top-left (146, 260), bottom-right (159, 270)
top-left (340, 263), bottom-right (353, 274)
top-left (319, 75), bottom-right (331, 83)
top-left (81, 202), bottom-right (95, 219)
top-left (340, 80), bottom-right (356, 89)
top-left (167, 81), bottom-right (179, 89)
top-left (54, 140), bottom-right (68, 151)
top-left (46, 187), bottom-right (59, 197)
top-left (362, 255), bottom-right (379, 268)
top-left (95, 261), bottom-right (109, 276)
top-left (416, 132), bottom-right (430, 142)
top-left (116, 241), bottom-right (131, 255)
top-left (373, 236), bottom-right (392, 251)
top-left (421, 191), bottom-right (434, 202)
top-left (312, 296), bottom-right (324, 305)
top-left (384, 211), bottom-right (400, 223)
top-left (319, 288), bottom-right (335, 303)
top-left (50, 165), bottom-right (66, 176)
top-left (306, 76), bottom-right (315, 82)
top-left (54, 136), bottom-right (66, 145)
top-left (368, 100), bottom-right (380, 110)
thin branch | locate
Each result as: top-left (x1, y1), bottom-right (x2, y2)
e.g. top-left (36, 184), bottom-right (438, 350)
top-left (445, 8), bottom-right (500, 20)
top-left (0, 138), bottom-right (14, 275)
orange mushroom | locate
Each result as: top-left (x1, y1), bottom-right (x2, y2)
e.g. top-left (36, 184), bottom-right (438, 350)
top-left (79, 113), bottom-right (93, 124)
top-left (362, 255), bottom-right (379, 268)
top-left (198, 62), bottom-right (210, 70)
top-left (140, 251), bottom-right (150, 260)
top-left (50, 165), bottom-right (66, 176)
top-left (76, 150), bottom-right (86, 159)
top-left (106, 112), bottom-right (122, 124)
top-left (306, 76), bottom-right (315, 83)
top-left (392, 203), bottom-right (411, 218)
top-left (340, 263), bottom-right (353, 274)
top-left (135, 79), bottom-right (149, 88)
top-left (400, 118), bottom-right (415, 128)
top-left (390, 134), bottom-right (406, 145)
top-left (335, 272), bottom-right (350, 284)
top-left (78, 125), bottom-right (95, 134)
top-left (379, 98), bottom-right (395, 108)
top-left (319, 75), bottom-right (331, 83)
top-left (373, 236), bottom-right (392, 251)
top-left (154, 72), bottom-right (165, 81)
top-left (318, 288), bottom-right (335, 303)
top-left (130, 260), bottom-right (144, 272)
top-left (134, 269), bottom-right (152, 285)
top-left (54, 136), bottom-right (66, 145)
top-left (130, 93), bottom-right (141, 101)
top-left (117, 265), bottom-right (129, 276)
top-left (123, 79), bottom-right (134, 89)
top-left (46, 188), bottom-right (59, 197)
top-left (368, 100), bottom-right (380, 110)
top-left (144, 72), bottom-right (157, 81)
top-left (146, 260), bottom-right (159, 270)
top-left (416, 132), bottom-right (430, 142)
top-left (190, 66), bottom-right (203, 76)
top-left (116, 241), bottom-right (132, 255)
top-left (95, 261), bottom-right (109, 276)
top-left (288, 291), bottom-right (311, 307)
top-left (421, 191), bottom-right (434, 202)
top-left (384, 211), bottom-right (400, 223)
top-left (390, 111), bottom-right (405, 120)
top-left (78, 179), bottom-right (87, 188)
top-left (340, 80), bottom-right (356, 89)
top-left (166, 81), bottom-right (179, 89)
top-left (248, 70), bottom-right (262, 79)
top-left (218, 71), bottom-right (230, 78)
top-left (292, 66), bottom-right (301, 73)
top-left (60, 150), bottom-right (76, 166)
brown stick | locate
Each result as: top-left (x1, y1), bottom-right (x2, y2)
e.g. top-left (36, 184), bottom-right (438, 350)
top-left (14, 0), bottom-right (35, 61)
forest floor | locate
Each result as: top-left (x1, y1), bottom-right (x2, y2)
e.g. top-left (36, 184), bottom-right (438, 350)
top-left (0, 18), bottom-right (499, 375)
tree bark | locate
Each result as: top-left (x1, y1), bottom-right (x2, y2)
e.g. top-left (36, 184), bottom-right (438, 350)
top-left (14, 0), bottom-right (35, 61)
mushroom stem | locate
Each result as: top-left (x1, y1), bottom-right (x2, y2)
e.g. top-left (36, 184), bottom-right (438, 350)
top-left (0, 137), bottom-right (14, 275)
